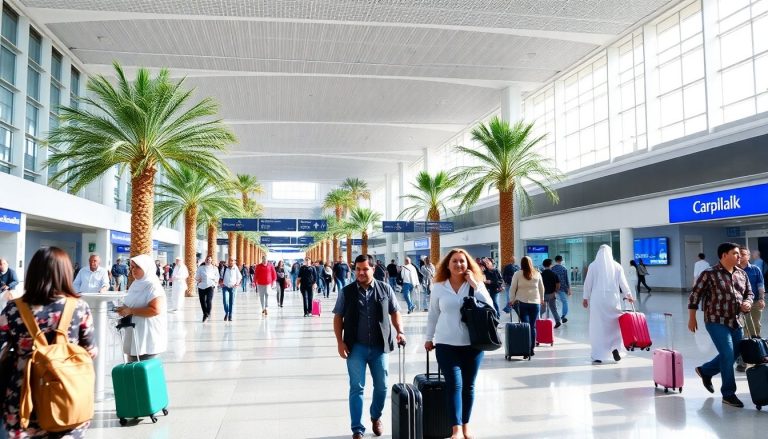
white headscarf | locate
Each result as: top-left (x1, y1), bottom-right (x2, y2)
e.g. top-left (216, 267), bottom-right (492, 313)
top-left (129, 254), bottom-right (162, 292)
top-left (589, 245), bottom-right (618, 292)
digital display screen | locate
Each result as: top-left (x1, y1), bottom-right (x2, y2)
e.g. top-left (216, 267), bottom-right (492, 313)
top-left (633, 237), bottom-right (669, 266)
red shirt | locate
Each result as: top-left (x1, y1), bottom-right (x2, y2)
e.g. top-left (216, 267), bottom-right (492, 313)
top-left (255, 263), bottom-right (277, 285)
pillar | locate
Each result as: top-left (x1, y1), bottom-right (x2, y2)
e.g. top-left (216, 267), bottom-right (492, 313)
top-left (500, 86), bottom-right (524, 262)
top-left (619, 228), bottom-right (635, 275)
top-left (397, 162), bottom-right (405, 264)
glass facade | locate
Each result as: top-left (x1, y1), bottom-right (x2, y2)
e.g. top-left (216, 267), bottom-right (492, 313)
top-left (524, 231), bottom-right (621, 285)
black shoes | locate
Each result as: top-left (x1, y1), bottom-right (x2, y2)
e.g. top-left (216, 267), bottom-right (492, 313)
top-left (722, 395), bottom-right (744, 408)
top-left (736, 364), bottom-right (747, 372)
top-left (202, 315), bottom-right (209, 322)
top-left (562, 317), bottom-right (568, 323)
top-left (612, 349), bottom-right (621, 362)
top-left (593, 359), bottom-right (602, 364)
top-left (554, 322), bottom-right (562, 329)
top-left (695, 367), bottom-right (714, 393)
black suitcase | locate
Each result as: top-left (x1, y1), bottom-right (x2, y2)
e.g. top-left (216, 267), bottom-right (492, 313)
top-left (741, 315), bottom-right (768, 365)
top-left (746, 363), bottom-right (768, 410)
top-left (505, 319), bottom-right (532, 360)
top-left (392, 343), bottom-right (423, 439)
top-left (413, 351), bottom-right (451, 439)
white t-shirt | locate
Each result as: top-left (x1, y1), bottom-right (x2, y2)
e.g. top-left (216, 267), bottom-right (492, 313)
top-left (693, 259), bottom-right (710, 283)
top-left (123, 283), bottom-right (168, 356)
top-left (425, 280), bottom-right (492, 346)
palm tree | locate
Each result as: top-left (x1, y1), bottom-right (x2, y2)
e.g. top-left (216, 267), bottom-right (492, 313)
top-left (323, 188), bottom-right (355, 260)
top-left (455, 117), bottom-right (562, 266)
top-left (230, 174), bottom-right (264, 264)
top-left (400, 171), bottom-right (462, 265)
top-left (155, 167), bottom-right (241, 295)
top-left (47, 62), bottom-right (235, 257)
top-left (345, 207), bottom-right (382, 256)
top-left (341, 177), bottom-right (371, 205)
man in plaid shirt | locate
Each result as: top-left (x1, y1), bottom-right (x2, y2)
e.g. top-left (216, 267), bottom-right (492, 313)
top-left (688, 242), bottom-right (754, 408)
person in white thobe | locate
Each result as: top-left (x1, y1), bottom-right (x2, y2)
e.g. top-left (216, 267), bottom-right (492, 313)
top-left (582, 245), bottom-right (634, 363)
top-left (692, 253), bottom-right (710, 286)
top-left (170, 257), bottom-right (189, 312)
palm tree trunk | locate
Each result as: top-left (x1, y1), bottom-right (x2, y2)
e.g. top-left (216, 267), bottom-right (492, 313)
top-left (333, 237), bottom-right (339, 261)
top-left (129, 166), bottom-right (156, 257)
top-left (185, 207), bottom-right (197, 297)
top-left (499, 188), bottom-right (515, 266)
top-left (325, 240), bottom-right (331, 263)
top-left (346, 234), bottom-right (352, 264)
top-left (227, 232), bottom-right (236, 262)
top-left (428, 210), bottom-right (440, 265)
top-left (237, 234), bottom-right (245, 265)
top-left (207, 223), bottom-right (216, 264)
top-left (362, 231), bottom-right (368, 256)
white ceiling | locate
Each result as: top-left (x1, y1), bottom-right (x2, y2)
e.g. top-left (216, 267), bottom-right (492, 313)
top-left (21, 0), bottom-right (680, 185)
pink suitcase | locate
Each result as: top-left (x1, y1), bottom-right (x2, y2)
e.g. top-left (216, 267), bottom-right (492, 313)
top-left (653, 313), bottom-right (684, 393)
top-left (536, 318), bottom-right (554, 345)
top-left (311, 299), bottom-right (321, 316)
top-left (618, 303), bottom-right (652, 351)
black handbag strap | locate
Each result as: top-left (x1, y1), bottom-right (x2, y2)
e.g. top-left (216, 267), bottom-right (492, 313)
top-left (468, 286), bottom-right (474, 297)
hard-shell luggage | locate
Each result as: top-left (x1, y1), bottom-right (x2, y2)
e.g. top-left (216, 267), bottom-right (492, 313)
top-left (505, 313), bottom-right (532, 360)
top-left (413, 352), bottom-right (451, 439)
top-left (746, 363), bottom-right (768, 410)
top-left (652, 313), bottom-right (684, 393)
top-left (112, 321), bottom-right (169, 425)
top-left (619, 303), bottom-right (652, 351)
top-left (311, 299), bottom-right (322, 316)
top-left (536, 305), bottom-right (554, 346)
top-left (392, 343), bottom-right (423, 439)
top-left (740, 315), bottom-right (768, 365)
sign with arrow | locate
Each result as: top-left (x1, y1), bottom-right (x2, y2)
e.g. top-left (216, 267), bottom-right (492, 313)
top-left (382, 221), bottom-right (415, 233)
top-left (298, 219), bottom-right (327, 232)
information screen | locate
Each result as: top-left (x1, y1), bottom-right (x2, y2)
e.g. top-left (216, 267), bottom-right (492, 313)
top-left (633, 237), bottom-right (669, 266)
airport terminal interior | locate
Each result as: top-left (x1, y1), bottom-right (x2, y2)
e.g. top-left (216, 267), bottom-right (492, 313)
top-left (1, 0), bottom-right (768, 438)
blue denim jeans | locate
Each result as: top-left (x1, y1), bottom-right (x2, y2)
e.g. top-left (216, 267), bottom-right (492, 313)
top-left (222, 286), bottom-right (235, 317)
top-left (401, 283), bottom-right (414, 312)
top-left (540, 294), bottom-right (560, 324)
top-left (435, 344), bottom-right (484, 426)
top-left (502, 284), bottom-right (511, 313)
top-left (388, 277), bottom-right (397, 290)
top-left (336, 278), bottom-right (345, 294)
top-left (557, 290), bottom-right (569, 318)
top-left (346, 343), bottom-right (388, 435)
top-left (291, 273), bottom-right (298, 290)
top-left (517, 302), bottom-right (540, 354)
top-left (700, 322), bottom-right (743, 397)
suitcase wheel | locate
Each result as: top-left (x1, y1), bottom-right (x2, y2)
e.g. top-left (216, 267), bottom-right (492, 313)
top-left (505, 355), bottom-right (510, 361)
top-left (654, 383), bottom-right (658, 388)
top-left (678, 387), bottom-right (682, 393)
top-left (757, 405), bottom-right (762, 411)
top-left (664, 388), bottom-right (669, 394)
top-left (119, 418), bottom-right (127, 426)
top-left (163, 408), bottom-right (169, 416)
top-left (150, 415), bottom-right (158, 423)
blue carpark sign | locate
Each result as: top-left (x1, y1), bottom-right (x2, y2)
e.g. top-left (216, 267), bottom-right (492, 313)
top-left (258, 218), bottom-right (297, 232)
top-left (221, 218), bottom-right (259, 231)
top-left (425, 221), bottom-right (454, 232)
top-left (260, 236), bottom-right (292, 245)
top-left (669, 183), bottom-right (768, 223)
top-left (0, 208), bottom-right (21, 233)
top-left (110, 230), bottom-right (131, 245)
top-left (382, 221), bottom-right (415, 233)
top-left (298, 219), bottom-right (327, 232)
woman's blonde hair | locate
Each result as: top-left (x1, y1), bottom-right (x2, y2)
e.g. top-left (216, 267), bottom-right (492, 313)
top-left (434, 248), bottom-right (485, 283)
top-left (520, 256), bottom-right (539, 281)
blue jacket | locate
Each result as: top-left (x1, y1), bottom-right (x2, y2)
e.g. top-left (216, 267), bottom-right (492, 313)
top-left (0, 268), bottom-right (18, 290)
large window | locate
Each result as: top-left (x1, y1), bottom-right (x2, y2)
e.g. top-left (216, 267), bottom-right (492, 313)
top-left (717, 0), bottom-right (768, 123)
top-left (523, 85), bottom-right (556, 162)
top-left (27, 30), bottom-right (42, 102)
top-left (272, 181), bottom-right (317, 200)
top-left (1, 6), bottom-right (17, 46)
top-left (0, 125), bottom-right (11, 174)
top-left (656, 1), bottom-right (706, 143)
top-left (70, 68), bottom-right (80, 108)
top-left (562, 56), bottom-right (609, 172)
top-left (615, 30), bottom-right (647, 158)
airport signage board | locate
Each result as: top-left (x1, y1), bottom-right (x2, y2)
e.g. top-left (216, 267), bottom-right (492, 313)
top-left (382, 221), bottom-right (415, 233)
top-left (297, 236), bottom-right (314, 245)
top-left (526, 245), bottom-right (548, 253)
top-left (668, 183), bottom-right (768, 223)
top-left (221, 218), bottom-right (259, 231)
top-left (0, 208), bottom-right (21, 232)
top-left (414, 238), bottom-right (430, 249)
top-left (425, 221), bottom-right (454, 232)
top-left (260, 236), bottom-right (292, 245)
top-left (216, 238), bottom-right (228, 245)
top-left (298, 219), bottom-right (327, 232)
top-left (110, 230), bottom-right (131, 245)
top-left (258, 218), bottom-right (298, 232)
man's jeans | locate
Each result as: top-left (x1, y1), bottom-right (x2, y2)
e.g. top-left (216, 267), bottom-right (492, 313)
top-left (502, 284), bottom-right (512, 314)
top-left (388, 277), bottom-right (397, 290)
top-left (700, 322), bottom-right (743, 397)
top-left (557, 290), bottom-right (569, 318)
top-left (346, 343), bottom-right (388, 435)
top-left (540, 293), bottom-right (561, 324)
top-left (336, 278), bottom-right (345, 294)
top-left (401, 283), bottom-right (415, 312)
top-left (291, 273), bottom-right (298, 290)
top-left (222, 286), bottom-right (235, 317)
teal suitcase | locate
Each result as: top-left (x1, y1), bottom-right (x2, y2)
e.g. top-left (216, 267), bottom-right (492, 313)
top-left (112, 322), bottom-right (169, 425)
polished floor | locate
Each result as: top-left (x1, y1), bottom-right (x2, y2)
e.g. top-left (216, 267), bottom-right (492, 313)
top-left (87, 286), bottom-right (766, 438)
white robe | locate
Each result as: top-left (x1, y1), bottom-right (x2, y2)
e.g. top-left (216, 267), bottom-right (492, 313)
top-left (583, 247), bottom-right (633, 362)
top-left (171, 263), bottom-right (189, 311)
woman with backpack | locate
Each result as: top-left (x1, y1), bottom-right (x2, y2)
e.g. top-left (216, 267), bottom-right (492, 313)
top-left (0, 247), bottom-right (97, 438)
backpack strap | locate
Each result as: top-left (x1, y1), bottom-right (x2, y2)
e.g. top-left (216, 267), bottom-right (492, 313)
top-left (56, 298), bottom-right (76, 345)
top-left (14, 298), bottom-right (47, 348)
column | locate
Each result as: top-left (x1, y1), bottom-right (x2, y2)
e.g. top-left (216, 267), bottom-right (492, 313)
top-left (397, 162), bottom-right (405, 263)
top-left (422, 147), bottom-right (431, 174)
top-left (500, 86), bottom-right (524, 261)
top-left (384, 173), bottom-right (393, 263)
top-left (9, 16), bottom-right (30, 179)
top-left (619, 228), bottom-right (635, 274)
top-left (95, 228), bottom-right (112, 268)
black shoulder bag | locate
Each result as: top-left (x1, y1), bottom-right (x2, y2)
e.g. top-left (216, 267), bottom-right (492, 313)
top-left (460, 286), bottom-right (502, 351)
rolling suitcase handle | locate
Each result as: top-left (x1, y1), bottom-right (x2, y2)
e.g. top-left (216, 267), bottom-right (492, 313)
top-left (398, 340), bottom-right (407, 384)
top-left (115, 319), bottom-right (144, 364)
top-left (664, 313), bottom-right (673, 350)
top-left (425, 349), bottom-right (442, 379)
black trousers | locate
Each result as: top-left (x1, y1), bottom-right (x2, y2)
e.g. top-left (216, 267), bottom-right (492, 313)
top-left (277, 281), bottom-right (286, 306)
top-left (198, 286), bottom-right (214, 317)
top-left (300, 286), bottom-right (313, 315)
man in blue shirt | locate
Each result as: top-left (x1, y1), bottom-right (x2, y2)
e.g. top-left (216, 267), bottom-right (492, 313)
top-left (334, 256), bottom-right (350, 293)
top-left (502, 257), bottom-right (520, 313)
top-left (0, 257), bottom-right (18, 309)
top-left (736, 246), bottom-right (766, 372)
top-left (551, 255), bottom-right (572, 323)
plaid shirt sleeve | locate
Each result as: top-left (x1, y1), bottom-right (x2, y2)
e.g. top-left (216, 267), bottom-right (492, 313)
top-left (688, 270), bottom-right (710, 310)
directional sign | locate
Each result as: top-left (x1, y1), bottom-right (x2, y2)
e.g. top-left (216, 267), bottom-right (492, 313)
top-left (216, 238), bottom-right (228, 245)
top-left (425, 221), bottom-right (454, 232)
top-left (298, 219), bottom-right (327, 232)
top-left (414, 238), bottom-right (430, 249)
top-left (351, 239), bottom-right (363, 245)
top-left (258, 218), bottom-right (297, 232)
top-left (260, 236), bottom-right (292, 245)
top-left (297, 236), bottom-right (315, 245)
top-left (221, 218), bottom-right (259, 231)
top-left (382, 221), bottom-right (415, 233)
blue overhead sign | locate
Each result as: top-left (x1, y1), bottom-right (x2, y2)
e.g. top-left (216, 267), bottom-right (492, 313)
top-left (0, 208), bottom-right (21, 233)
top-left (382, 221), bottom-right (415, 233)
top-left (221, 218), bottom-right (259, 231)
top-left (216, 238), bottom-right (228, 245)
top-left (414, 238), bottom-right (429, 249)
top-left (110, 231), bottom-right (131, 245)
top-left (297, 236), bottom-right (314, 245)
top-left (258, 218), bottom-right (297, 232)
top-left (298, 219), bottom-right (327, 232)
top-left (526, 246), bottom-right (548, 253)
top-left (669, 183), bottom-right (768, 223)
top-left (115, 246), bottom-right (130, 253)
top-left (425, 221), bottom-right (454, 232)
top-left (260, 236), bottom-right (292, 245)
top-left (350, 239), bottom-right (363, 245)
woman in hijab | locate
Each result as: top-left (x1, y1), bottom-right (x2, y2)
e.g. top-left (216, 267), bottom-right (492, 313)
top-left (170, 257), bottom-right (188, 312)
top-left (582, 245), bottom-right (634, 363)
top-left (116, 254), bottom-right (168, 362)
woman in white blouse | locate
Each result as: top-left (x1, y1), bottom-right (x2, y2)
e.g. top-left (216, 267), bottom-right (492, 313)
top-left (115, 254), bottom-right (168, 361)
top-left (425, 248), bottom-right (492, 439)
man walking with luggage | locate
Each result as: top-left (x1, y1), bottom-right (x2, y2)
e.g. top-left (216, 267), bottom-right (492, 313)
top-left (540, 259), bottom-right (562, 329)
top-left (689, 242), bottom-right (753, 407)
top-left (297, 257), bottom-right (316, 317)
top-left (736, 246), bottom-right (765, 372)
top-left (552, 255), bottom-right (571, 323)
top-left (333, 254), bottom-right (405, 439)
